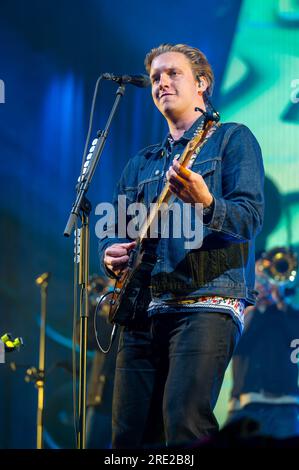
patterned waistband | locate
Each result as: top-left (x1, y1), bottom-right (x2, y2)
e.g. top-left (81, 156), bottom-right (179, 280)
top-left (149, 296), bottom-right (245, 314)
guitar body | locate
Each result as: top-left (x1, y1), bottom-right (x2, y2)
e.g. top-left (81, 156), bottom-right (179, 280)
top-left (108, 241), bottom-right (157, 325)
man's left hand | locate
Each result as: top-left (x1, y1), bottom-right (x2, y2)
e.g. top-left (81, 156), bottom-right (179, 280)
top-left (166, 159), bottom-right (213, 208)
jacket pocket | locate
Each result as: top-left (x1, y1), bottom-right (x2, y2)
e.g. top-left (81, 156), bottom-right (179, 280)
top-left (123, 186), bottom-right (138, 204)
top-left (191, 157), bottom-right (220, 177)
top-left (137, 175), bottom-right (163, 207)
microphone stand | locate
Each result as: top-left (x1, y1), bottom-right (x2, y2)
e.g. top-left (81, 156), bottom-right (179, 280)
top-left (35, 272), bottom-right (50, 449)
top-left (5, 272), bottom-right (48, 450)
top-left (63, 83), bottom-right (126, 450)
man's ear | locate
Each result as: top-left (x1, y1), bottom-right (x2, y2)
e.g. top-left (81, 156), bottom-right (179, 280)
top-left (197, 76), bottom-right (208, 93)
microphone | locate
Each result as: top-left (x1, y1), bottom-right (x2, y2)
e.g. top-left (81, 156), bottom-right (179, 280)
top-left (102, 73), bottom-right (151, 88)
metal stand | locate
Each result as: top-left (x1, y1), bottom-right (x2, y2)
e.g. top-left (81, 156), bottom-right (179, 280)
top-left (34, 272), bottom-right (50, 449)
top-left (77, 201), bottom-right (91, 449)
top-left (63, 83), bottom-right (126, 450)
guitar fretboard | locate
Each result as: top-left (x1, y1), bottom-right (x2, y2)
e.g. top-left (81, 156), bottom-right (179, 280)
top-left (138, 120), bottom-right (216, 243)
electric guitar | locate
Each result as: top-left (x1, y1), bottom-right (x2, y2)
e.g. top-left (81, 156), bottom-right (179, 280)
top-left (108, 119), bottom-right (218, 325)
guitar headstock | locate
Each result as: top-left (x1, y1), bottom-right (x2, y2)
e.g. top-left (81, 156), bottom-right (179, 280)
top-left (177, 120), bottom-right (217, 168)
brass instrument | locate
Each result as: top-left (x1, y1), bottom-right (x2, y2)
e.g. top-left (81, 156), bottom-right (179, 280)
top-left (256, 247), bottom-right (297, 285)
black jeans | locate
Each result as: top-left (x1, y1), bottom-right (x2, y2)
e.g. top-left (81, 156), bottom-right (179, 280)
top-left (112, 310), bottom-right (240, 449)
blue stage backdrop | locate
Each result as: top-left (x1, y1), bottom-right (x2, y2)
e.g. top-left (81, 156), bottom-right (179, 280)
top-left (1, 0), bottom-right (298, 449)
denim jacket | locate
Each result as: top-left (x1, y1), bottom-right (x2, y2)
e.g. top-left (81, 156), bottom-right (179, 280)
top-left (98, 117), bottom-right (264, 305)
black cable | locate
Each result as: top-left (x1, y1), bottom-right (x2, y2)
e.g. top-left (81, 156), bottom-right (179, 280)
top-left (77, 75), bottom-right (104, 190)
top-left (93, 293), bottom-right (118, 354)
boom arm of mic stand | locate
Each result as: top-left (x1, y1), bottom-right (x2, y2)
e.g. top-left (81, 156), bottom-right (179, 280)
top-left (63, 84), bottom-right (126, 237)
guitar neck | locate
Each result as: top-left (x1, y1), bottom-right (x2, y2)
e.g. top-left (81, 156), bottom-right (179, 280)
top-left (138, 120), bottom-right (215, 243)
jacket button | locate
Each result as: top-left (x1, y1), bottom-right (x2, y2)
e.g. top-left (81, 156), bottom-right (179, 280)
top-left (154, 170), bottom-right (160, 175)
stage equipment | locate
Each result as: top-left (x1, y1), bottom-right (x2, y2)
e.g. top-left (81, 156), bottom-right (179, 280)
top-left (63, 73), bottom-right (147, 448)
top-left (256, 247), bottom-right (297, 284)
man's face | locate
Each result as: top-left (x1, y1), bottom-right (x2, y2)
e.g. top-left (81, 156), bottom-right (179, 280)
top-left (149, 52), bottom-right (201, 120)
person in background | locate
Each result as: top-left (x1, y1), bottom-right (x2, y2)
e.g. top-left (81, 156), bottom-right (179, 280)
top-left (228, 250), bottom-right (299, 438)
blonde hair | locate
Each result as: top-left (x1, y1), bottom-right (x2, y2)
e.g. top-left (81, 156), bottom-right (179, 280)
top-left (144, 43), bottom-right (214, 96)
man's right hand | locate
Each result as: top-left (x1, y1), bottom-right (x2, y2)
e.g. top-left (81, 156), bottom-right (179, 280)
top-left (104, 241), bottom-right (136, 275)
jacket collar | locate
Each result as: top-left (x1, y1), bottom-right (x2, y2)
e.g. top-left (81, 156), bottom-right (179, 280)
top-left (146, 114), bottom-right (206, 158)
